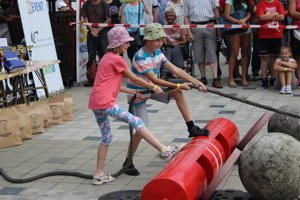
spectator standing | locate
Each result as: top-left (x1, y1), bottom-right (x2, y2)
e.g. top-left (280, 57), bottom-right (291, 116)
top-left (166, 0), bottom-right (184, 24)
top-left (224, 0), bottom-right (252, 87)
top-left (157, 0), bottom-right (169, 24)
top-left (288, 0), bottom-right (300, 86)
top-left (0, 4), bottom-right (11, 44)
top-left (144, 0), bottom-right (158, 24)
top-left (82, 0), bottom-right (111, 86)
top-left (280, 0), bottom-right (290, 43)
top-left (57, 1), bottom-right (68, 11)
top-left (3, 0), bottom-right (23, 44)
top-left (183, 0), bottom-right (223, 88)
top-left (106, 0), bottom-right (122, 24)
top-left (121, 0), bottom-right (150, 61)
top-left (256, 0), bottom-right (286, 88)
top-left (251, 0), bottom-right (262, 80)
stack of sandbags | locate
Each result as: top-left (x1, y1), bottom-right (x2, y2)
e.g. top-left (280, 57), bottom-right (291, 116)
top-left (0, 93), bottom-right (74, 149)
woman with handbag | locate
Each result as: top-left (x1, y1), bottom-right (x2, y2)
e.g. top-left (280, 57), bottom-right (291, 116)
top-left (224, 0), bottom-right (251, 87)
top-left (121, 0), bottom-right (150, 61)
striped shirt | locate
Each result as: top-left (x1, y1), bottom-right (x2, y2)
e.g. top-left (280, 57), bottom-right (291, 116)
top-left (183, 0), bottom-right (219, 22)
top-left (127, 48), bottom-right (168, 105)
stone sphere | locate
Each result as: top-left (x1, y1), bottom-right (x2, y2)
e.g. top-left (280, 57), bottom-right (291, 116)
top-left (268, 104), bottom-right (300, 141)
top-left (239, 133), bottom-right (300, 200)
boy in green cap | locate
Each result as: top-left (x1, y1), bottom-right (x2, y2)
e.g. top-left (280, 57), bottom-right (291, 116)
top-left (123, 23), bottom-right (210, 176)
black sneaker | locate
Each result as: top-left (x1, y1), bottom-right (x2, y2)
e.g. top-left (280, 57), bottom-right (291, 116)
top-left (123, 162), bottom-right (140, 176)
top-left (261, 78), bottom-right (268, 88)
top-left (269, 78), bottom-right (275, 87)
top-left (188, 126), bottom-right (210, 138)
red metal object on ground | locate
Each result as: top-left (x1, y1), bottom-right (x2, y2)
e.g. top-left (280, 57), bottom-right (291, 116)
top-left (141, 118), bottom-right (239, 200)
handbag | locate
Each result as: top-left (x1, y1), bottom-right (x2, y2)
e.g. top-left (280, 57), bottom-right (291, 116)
top-left (219, 10), bottom-right (249, 35)
top-left (129, 30), bottom-right (142, 47)
top-left (129, 2), bottom-right (142, 47)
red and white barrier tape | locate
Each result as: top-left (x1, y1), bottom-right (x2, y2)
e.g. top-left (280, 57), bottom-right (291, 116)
top-left (70, 22), bottom-right (300, 29)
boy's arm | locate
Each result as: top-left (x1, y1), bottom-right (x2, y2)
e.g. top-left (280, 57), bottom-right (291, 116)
top-left (163, 62), bottom-right (207, 92)
top-left (122, 68), bottom-right (164, 93)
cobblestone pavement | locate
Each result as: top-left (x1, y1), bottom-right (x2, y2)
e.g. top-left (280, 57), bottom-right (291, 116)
top-left (1, 56), bottom-right (300, 200)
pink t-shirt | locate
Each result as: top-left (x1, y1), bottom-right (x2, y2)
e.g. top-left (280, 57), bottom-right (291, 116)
top-left (164, 28), bottom-right (187, 43)
top-left (88, 52), bottom-right (128, 109)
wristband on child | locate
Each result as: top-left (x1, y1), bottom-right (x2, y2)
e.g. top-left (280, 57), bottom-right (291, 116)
top-left (153, 85), bottom-right (158, 90)
top-left (285, 68), bottom-right (288, 71)
top-left (176, 83), bottom-right (181, 89)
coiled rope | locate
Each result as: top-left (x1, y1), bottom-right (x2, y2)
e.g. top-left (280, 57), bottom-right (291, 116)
top-left (1, 84), bottom-right (299, 183)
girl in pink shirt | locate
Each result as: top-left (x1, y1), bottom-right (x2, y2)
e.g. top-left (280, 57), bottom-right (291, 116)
top-left (88, 27), bottom-right (185, 185)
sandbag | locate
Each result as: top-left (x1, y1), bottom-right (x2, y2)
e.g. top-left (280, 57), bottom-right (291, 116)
top-left (62, 93), bottom-right (74, 121)
top-left (27, 102), bottom-right (45, 134)
top-left (0, 108), bottom-right (22, 148)
top-left (39, 98), bottom-right (52, 128)
top-left (48, 95), bottom-right (65, 125)
top-left (13, 104), bottom-right (32, 140)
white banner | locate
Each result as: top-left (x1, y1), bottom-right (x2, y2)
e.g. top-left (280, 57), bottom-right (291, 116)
top-left (76, 0), bottom-right (88, 83)
top-left (18, 0), bottom-right (64, 97)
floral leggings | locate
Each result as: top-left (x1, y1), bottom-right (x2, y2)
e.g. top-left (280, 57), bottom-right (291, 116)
top-left (93, 104), bottom-right (145, 145)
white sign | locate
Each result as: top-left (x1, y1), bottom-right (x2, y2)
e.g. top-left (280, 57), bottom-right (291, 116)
top-left (76, 0), bottom-right (88, 83)
top-left (0, 38), bottom-right (8, 46)
top-left (18, 0), bottom-right (64, 97)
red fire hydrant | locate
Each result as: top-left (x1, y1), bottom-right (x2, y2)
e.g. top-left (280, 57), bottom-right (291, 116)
top-left (141, 118), bottom-right (239, 200)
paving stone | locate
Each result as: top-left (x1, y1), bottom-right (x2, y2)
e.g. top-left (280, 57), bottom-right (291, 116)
top-left (148, 110), bottom-right (159, 113)
top-left (117, 125), bottom-right (129, 130)
top-left (194, 120), bottom-right (210, 124)
top-left (172, 138), bottom-right (190, 143)
top-left (209, 105), bottom-right (225, 108)
top-left (0, 187), bottom-right (26, 195)
top-left (146, 161), bottom-right (165, 167)
top-left (45, 158), bottom-right (70, 164)
top-left (219, 110), bottom-right (236, 114)
top-left (82, 136), bottom-right (101, 141)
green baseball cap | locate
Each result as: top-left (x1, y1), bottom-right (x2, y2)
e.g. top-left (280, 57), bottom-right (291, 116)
top-left (143, 23), bottom-right (167, 40)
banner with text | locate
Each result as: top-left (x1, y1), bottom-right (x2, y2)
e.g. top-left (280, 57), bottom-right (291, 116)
top-left (18, 0), bottom-right (64, 97)
top-left (76, 0), bottom-right (88, 83)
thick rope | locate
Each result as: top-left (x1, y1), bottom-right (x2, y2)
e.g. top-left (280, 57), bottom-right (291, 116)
top-left (1, 85), bottom-right (299, 183)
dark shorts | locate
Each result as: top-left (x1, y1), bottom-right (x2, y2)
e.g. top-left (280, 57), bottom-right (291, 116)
top-left (258, 38), bottom-right (282, 56)
top-left (290, 31), bottom-right (300, 57)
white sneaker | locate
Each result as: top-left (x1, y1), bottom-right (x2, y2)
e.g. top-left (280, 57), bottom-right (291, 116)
top-left (279, 86), bottom-right (286, 94)
top-left (92, 174), bottom-right (115, 185)
top-left (160, 143), bottom-right (186, 161)
top-left (286, 85), bottom-right (293, 94)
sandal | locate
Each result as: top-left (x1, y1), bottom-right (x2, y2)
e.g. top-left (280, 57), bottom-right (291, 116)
top-left (228, 80), bottom-right (237, 88)
top-left (92, 174), bottom-right (115, 185)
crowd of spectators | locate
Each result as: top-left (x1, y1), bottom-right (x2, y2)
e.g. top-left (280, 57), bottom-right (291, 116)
top-left (1, 0), bottom-right (300, 93)
top-left (113, 0), bottom-right (300, 92)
